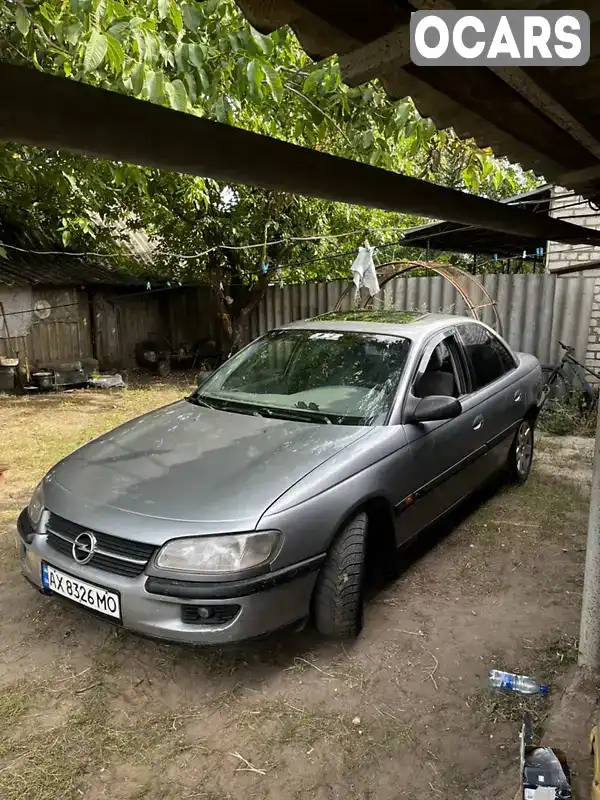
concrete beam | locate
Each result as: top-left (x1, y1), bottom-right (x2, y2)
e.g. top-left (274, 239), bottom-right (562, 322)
top-left (2, 64), bottom-right (600, 247)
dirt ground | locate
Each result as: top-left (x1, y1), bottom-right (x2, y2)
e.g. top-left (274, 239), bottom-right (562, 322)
top-left (0, 379), bottom-right (598, 800)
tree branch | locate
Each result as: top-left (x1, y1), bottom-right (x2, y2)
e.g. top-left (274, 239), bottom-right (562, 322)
top-left (284, 83), bottom-right (352, 147)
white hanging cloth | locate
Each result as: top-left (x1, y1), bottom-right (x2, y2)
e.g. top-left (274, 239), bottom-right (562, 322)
top-left (351, 243), bottom-right (380, 297)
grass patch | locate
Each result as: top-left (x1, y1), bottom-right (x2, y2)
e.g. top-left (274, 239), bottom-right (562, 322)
top-left (538, 395), bottom-right (596, 437)
top-left (237, 699), bottom-right (414, 772)
top-left (0, 684), bottom-right (181, 800)
top-left (0, 687), bottom-right (33, 727)
top-left (469, 688), bottom-right (548, 740)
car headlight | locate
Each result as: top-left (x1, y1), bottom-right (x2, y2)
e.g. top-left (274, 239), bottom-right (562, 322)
top-left (27, 482), bottom-right (45, 526)
top-left (155, 531), bottom-right (281, 574)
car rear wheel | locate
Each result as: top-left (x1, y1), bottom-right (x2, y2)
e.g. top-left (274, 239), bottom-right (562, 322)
top-left (507, 419), bottom-right (534, 484)
top-left (312, 512), bottom-right (367, 639)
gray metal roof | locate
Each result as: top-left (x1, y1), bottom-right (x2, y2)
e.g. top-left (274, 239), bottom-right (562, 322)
top-left (0, 219), bottom-right (149, 287)
top-left (400, 185), bottom-right (553, 257)
top-left (0, 252), bottom-right (146, 287)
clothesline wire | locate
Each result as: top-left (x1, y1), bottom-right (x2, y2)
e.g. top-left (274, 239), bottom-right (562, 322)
top-left (0, 226), bottom-right (407, 261)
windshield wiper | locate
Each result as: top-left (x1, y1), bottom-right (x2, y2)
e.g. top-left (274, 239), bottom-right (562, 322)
top-left (272, 406), bottom-right (334, 425)
top-left (185, 394), bottom-right (218, 410)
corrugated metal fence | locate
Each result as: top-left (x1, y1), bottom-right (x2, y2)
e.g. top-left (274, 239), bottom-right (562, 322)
top-left (250, 274), bottom-right (596, 364)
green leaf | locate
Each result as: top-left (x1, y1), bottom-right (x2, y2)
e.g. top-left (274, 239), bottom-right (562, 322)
top-left (420, 118), bottom-right (436, 142)
top-left (263, 63), bottom-right (283, 103)
top-left (169, 0), bottom-right (183, 33)
top-left (187, 43), bottom-right (204, 70)
top-left (64, 172), bottom-right (79, 191)
top-left (15, 6), bottom-right (30, 37)
top-left (105, 34), bottom-right (124, 73)
top-left (302, 69), bottom-right (324, 96)
top-left (132, 28), bottom-right (146, 60)
top-left (248, 26), bottom-right (272, 56)
top-left (184, 72), bottom-right (197, 105)
top-left (160, 39), bottom-right (176, 68)
top-left (93, 0), bottom-right (107, 22)
top-left (394, 102), bottom-right (410, 130)
top-left (157, 0), bottom-right (170, 20)
top-left (369, 147), bottom-right (382, 167)
top-left (107, 20), bottom-right (129, 38)
top-left (130, 63), bottom-right (145, 95)
top-left (213, 94), bottom-right (234, 124)
top-left (172, 41), bottom-right (185, 71)
top-left (65, 21), bottom-right (83, 45)
top-left (111, 1), bottom-right (128, 17)
top-left (0, 246), bottom-right (7, 260)
top-left (83, 30), bottom-right (108, 73)
top-left (182, 3), bottom-right (203, 30)
top-left (196, 66), bottom-right (210, 93)
top-left (246, 59), bottom-right (264, 94)
top-left (144, 31), bottom-right (159, 64)
top-left (405, 120), bottom-right (417, 139)
top-left (145, 70), bottom-right (166, 104)
top-left (165, 79), bottom-right (188, 111)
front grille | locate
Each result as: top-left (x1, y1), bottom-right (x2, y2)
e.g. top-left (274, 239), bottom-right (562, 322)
top-left (181, 604), bottom-right (240, 625)
top-left (46, 512), bottom-right (155, 578)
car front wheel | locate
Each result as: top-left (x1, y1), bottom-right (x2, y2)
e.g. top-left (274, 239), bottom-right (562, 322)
top-left (508, 419), bottom-right (534, 484)
top-left (312, 511), bottom-right (367, 639)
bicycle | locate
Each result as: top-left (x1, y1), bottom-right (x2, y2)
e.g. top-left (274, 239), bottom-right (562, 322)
top-left (541, 340), bottom-right (600, 410)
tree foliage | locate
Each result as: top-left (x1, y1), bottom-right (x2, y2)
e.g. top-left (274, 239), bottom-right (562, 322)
top-left (0, 0), bottom-right (541, 348)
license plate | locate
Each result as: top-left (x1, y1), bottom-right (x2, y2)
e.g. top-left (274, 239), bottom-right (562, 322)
top-left (41, 562), bottom-right (121, 620)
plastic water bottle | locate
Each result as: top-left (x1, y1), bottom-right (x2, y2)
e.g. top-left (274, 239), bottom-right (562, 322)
top-left (488, 669), bottom-right (548, 695)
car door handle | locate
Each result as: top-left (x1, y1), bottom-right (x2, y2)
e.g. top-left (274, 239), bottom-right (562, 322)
top-left (514, 390), bottom-right (523, 403)
top-left (473, 415), bottom-right (484, 431)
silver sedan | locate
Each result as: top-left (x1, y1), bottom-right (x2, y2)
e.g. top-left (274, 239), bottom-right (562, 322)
top-left (19, 312), bottom-right (543, 643)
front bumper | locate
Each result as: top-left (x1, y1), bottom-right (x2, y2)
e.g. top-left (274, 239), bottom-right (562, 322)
top-left (18, 511), bottom-right (323, 645)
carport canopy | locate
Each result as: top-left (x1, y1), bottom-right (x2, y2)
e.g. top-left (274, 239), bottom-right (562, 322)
top-left (2, 63), bottom-right (600, 251)
top-left (2, 0), bottom-right (600, 669)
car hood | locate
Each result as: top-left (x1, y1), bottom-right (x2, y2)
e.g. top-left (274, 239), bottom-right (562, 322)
top-left (44, 400), bottom-right (369, 538)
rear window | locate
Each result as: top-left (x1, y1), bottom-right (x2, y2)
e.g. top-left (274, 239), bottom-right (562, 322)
top-left (457, 324), bottom-right (516, 391)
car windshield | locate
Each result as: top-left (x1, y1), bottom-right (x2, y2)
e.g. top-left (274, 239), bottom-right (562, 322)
top-left (193, 329), bottom-right (411, 425)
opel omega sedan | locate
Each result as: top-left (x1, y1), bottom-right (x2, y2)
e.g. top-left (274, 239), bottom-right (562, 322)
top-left (19, 312), bottom-right (543, 643)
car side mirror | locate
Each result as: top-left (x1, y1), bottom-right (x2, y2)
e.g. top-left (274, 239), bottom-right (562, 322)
top-left (409, 395), bottom-right (462, 423)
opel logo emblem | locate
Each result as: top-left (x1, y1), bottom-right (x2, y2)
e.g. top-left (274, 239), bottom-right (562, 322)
top-left (72, 532), bottom-right (97, 565)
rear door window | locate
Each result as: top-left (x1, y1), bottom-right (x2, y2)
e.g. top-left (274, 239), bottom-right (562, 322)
top-left (456, 324), bottom-right (516, 391)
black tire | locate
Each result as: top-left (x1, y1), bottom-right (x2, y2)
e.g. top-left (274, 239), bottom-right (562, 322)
top-left (312, 512), bottom-right (367, 639)
top-left (541, 366), bottom-right (569, 404)
top-left (507, 418), bottom-right (534, 485)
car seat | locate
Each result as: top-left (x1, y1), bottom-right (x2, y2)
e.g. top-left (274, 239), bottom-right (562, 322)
top-left (414, 346), bottom-right (456, 398)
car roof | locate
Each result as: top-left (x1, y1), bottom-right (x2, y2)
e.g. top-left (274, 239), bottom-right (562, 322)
top-left (280, 311), bottom-right (483, 342)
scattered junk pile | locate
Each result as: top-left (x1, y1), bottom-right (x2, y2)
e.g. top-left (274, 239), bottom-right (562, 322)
top-left (519, 712), bottom-right (573, 800)
top-left (0, 296), bottom-right (125, 394)
top-left (0, 355), bottom-right (125, 394)
top-left (134, 334), bottom-right (222, 377)
top-left (489, 669), bottom-right (600, 799)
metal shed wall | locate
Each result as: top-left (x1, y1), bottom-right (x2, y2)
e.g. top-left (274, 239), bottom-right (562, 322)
top-left (0, 286), bottom-right (92, 365)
